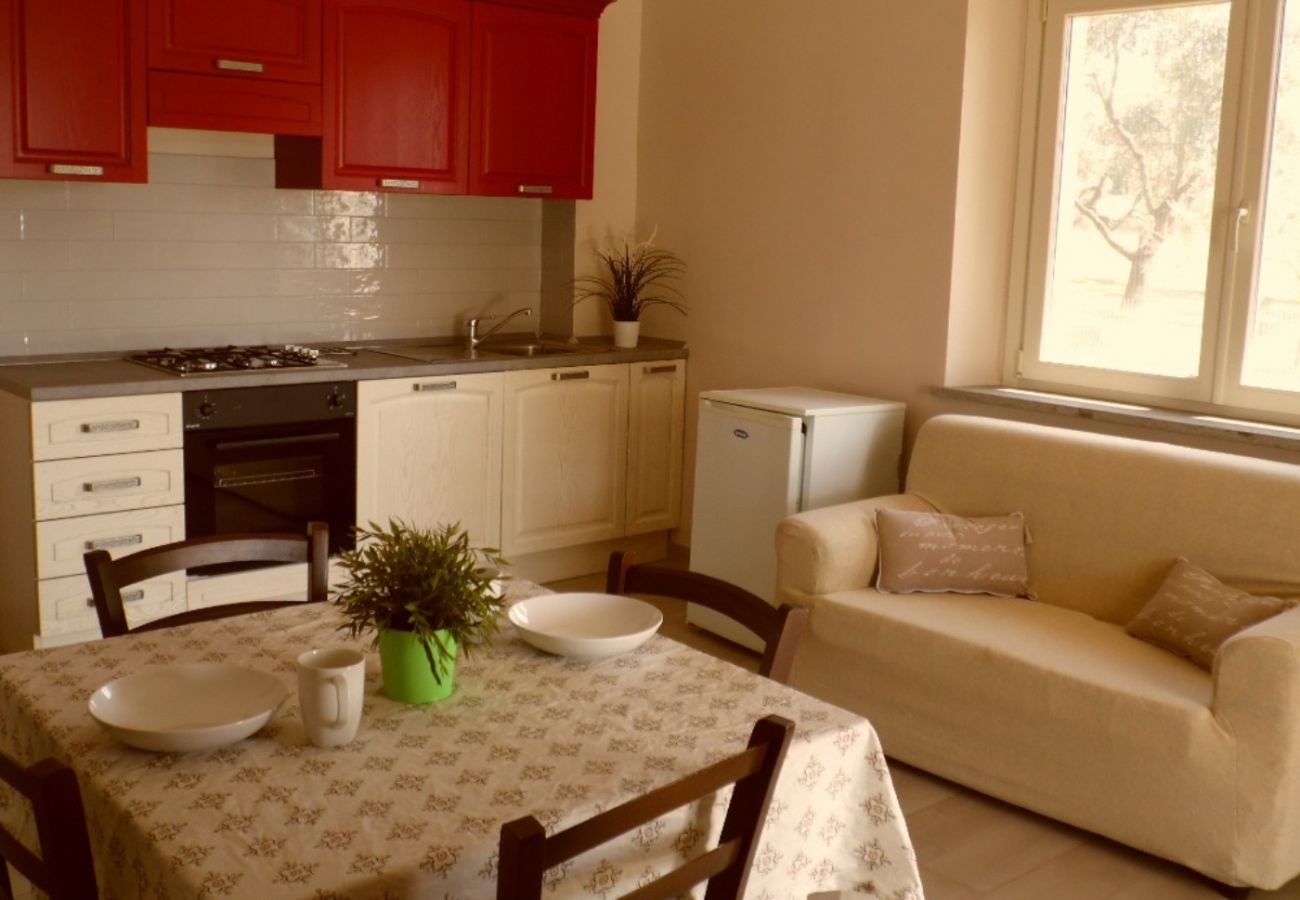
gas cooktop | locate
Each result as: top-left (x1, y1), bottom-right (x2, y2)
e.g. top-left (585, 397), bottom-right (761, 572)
top-left (128, 345), bottom-right (347, 376)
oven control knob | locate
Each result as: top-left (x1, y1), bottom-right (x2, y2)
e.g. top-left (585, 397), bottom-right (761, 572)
top-left (197, 400), bottom-right (217, 420)
top-left (326, 389), bottom-right (346, 410)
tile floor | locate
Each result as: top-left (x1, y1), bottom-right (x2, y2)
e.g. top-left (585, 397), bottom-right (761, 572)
top-left (545, 571), bottom-right (1300, 899)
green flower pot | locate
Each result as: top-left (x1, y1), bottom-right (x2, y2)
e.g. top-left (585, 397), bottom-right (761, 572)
top-left (378, 628), bottom-right (457, 704)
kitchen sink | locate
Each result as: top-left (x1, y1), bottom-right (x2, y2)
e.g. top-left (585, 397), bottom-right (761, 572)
top-left (374, 339), bottom-right (607, 363)
top-left (480, 341), bottom-right (583, 357)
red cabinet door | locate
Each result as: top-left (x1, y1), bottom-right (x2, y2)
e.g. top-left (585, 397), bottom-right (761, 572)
top-left (0, 0), bottom-right (147, 182)
top-left (322, 0), bottom-right (471, 193)
top-left (469, 2), bottom-right (597, 200)
top-left (148, 0), bottom-right (321, 84)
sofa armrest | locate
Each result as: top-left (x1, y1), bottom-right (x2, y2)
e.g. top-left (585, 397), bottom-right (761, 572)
top-left (1212, 605), bottom-right (1300, 844)
top-left (774, 493), bottom-right (935, 606)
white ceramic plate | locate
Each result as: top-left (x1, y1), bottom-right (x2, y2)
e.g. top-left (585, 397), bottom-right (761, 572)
top-left (88, 663), bottom-right (288, 753)
top-left (509, 592), bottom-right (663, 658)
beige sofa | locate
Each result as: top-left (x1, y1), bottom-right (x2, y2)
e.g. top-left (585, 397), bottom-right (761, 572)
top-left (774, 414), bottom-right (1300, 890)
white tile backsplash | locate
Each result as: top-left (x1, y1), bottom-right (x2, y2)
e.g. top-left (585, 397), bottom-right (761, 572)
top-left (0, 149), bottom-right (543, 356)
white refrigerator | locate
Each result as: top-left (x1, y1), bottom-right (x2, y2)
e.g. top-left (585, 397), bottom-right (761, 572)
top-left (689, 387), bottom-right (905, 649)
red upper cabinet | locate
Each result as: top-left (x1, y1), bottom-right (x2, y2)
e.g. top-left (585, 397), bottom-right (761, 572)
top-left (148, 0), bottom-right (321, 83)
top-left (147, 0), bottom-right (322, 136)
top-left (0, 0), bottom-right (147, 182)
top-left (469, 2), bottom-right (597, 199)
top-left (306, 0), bottom-right (472, 193)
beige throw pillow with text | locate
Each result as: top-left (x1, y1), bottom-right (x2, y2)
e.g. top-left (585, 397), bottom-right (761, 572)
top-left (875, 508), bottom-right (1032, 598)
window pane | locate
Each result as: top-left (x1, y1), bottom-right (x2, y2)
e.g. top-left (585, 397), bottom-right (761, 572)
top-left (1241, 4), bottom-right (1300, 393)
top-left (1041, 4), bottom-right (1229, 378)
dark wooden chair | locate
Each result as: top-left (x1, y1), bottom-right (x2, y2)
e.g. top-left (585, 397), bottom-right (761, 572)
top-left (0, 753), bottom-right (96, 899)
top-left (85, 521), bottom-right (329, 638)
top-left (606, 552), bottom-right (809, 685)
top-left (497, 714), bottom-right (794, 900)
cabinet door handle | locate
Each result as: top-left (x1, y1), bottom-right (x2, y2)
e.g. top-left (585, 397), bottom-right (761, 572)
top-left (644, 365), bottom-right (677, 375)
top-left (80, 419), bottom-right (141, 434)
top-left (86, 588), bottom-right (143, 608)
top-left (83, 476), bottom-right (143, 494)
top-left (413, 381), bottom-right (457, 392)
top-left (85, 534), bottom-right (144, 552)
top-left (215, 58), bottom-right (265, 73)
top-left (552, 370), bottom-right (590, 381)
top-left (48, 164), bottom-right (104, 177)
top-left (517, 184), bottom-right (554, 195)
top-left (379, 178), bottom-right (421, 189)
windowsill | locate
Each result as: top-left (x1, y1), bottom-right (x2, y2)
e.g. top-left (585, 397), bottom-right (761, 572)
top-left (935, 385), bottom-right (1300, 453)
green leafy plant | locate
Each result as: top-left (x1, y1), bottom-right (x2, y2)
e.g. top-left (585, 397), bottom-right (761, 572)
top-left (332, 520), bottom-right (507, 682)
top-left (572, 234), bottom-right (686, 323)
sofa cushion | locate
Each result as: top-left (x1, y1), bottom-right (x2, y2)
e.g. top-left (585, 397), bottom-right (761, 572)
top-left (1127, 558), bottom-right (1294, 670)
top-left (790, 588), bottom-right (1237, 876)
top-left (875, 508), bottom-right (1031, 598)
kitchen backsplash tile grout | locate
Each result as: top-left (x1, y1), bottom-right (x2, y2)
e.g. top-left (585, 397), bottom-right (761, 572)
top-left (0, 152), bottom-right (544, 355)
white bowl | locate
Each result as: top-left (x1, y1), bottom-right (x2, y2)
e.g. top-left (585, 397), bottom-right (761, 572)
top-left (88, 663), bottom-right (288, 753)
top-left (509, 592), bottom-right (663, 659)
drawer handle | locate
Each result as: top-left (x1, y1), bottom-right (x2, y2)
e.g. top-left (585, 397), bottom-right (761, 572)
top-left (517, 184), bottom-right (554, 195)
top-left (552, 371), bottom-right (590, 381)
top-left (379, 178), bottom-right (421, 189)
top-left (86, 588), bottom-right (144, 608)
top-left (413, 381), bottom-right (457, 392)
top-left (85, 534), bottom-right (144, 552)
top-left (215, 58), bottom-right (265, 73)
top-left (48, 164), bottom-right (104, 177)
top-left (80, 419), bottom-right (140, 434)
top-left (83, 476), bottom-right (143, 494)
top-left (644, 365), bottom-right (677, 375)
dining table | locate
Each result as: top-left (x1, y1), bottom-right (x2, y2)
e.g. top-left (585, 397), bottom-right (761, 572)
top-left (0, 579), bottom-right (924, 899)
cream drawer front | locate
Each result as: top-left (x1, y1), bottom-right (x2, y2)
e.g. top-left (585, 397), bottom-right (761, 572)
top-left (187, 559), bottom-right (346, 610)
top-left (187, 563), bottom-right (310, 610)
top-left (34, 449), bottom-right (184, 520)
top-left (32, 394), bottom-right (182, 461)
top-left (36, 505), bottom-right (185, 579)
top-left (38, 572), bottom-right (186, 637)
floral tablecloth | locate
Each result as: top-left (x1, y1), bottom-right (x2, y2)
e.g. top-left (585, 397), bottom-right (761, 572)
top-left (0, 582), bottom-right (923, 899)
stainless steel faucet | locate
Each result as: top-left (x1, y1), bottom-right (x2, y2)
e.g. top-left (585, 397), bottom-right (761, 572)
top-left (467, 306), bottom-right (534, 349)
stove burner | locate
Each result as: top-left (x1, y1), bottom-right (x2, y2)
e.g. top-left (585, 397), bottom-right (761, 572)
top-left (128, 345), bottom-right (346, 376)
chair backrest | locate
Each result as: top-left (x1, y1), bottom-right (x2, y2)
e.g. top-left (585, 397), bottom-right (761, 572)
top-left (606, 552), bottom-right (808, 684)
top-left (497, 714), bottom-right (794, 900)
top-left (85, 521), bottom-right (329, 638)
top-left (0, 753), bottom-right (96, 900)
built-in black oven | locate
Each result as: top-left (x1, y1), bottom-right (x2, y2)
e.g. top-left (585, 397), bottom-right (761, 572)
top-left (183, 381), bottom-right (356, 574)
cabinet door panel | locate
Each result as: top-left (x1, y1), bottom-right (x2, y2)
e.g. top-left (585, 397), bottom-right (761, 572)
top-left (626, 361), bottom-right (684, 534)
top-left (501, 364), bottom-right (626, 555)
top-left (149, 0), bottom-right (321, 83)
top-left (0, 0), bottom-right (146, 181)
top-left (469, 2), bottom-right (595, 198)
top-left (325, 0), bottom-right (470, 193)
top-left (357, 373), bottom-right (503, 548)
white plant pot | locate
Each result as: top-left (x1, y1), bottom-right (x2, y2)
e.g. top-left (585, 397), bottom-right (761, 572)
top-left (613, 320), bottom-right (640, 349)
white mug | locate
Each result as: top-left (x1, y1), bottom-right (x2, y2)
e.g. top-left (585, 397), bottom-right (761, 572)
top-left (297, 646), bottom-right (366, 748)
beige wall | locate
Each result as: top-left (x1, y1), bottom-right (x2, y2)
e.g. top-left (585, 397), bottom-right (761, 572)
top-left (635, 0), bottom-right (971, 542)
top-left (572, 0), bottom-right (644, 338)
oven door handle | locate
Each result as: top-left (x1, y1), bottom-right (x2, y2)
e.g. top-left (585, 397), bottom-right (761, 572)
top-left (213, 433), bottom-right (342, 452)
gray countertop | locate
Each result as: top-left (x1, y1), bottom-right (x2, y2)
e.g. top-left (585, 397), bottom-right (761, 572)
top-left (0, 337), bottom-right (687, 401)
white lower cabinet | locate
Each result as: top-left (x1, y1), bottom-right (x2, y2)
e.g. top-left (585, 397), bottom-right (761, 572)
top-left (501, 364), bottom-right (630, 556)
top-left (356, 373), bottom-right (504, 548)
top-left (0, 391), bottom-right (188, 651)
top-left (626, 361), bottom-right (685, 535)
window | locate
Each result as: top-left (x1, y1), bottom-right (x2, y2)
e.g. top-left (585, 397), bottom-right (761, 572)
top-left (1012, 0), bottom-right (1300, 423)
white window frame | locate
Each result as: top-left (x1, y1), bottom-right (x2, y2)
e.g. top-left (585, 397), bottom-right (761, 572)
top-left (1006, 0), bottom-right (1300, 425)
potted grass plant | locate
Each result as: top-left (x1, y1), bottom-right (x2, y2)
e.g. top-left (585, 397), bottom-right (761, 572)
top-left (332, 519), bottom-right (507, 704)
top-left (573, 233), bottom-right (686, 348)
